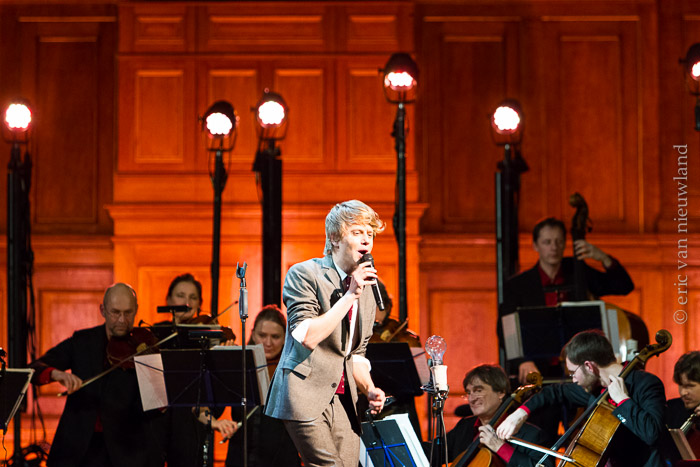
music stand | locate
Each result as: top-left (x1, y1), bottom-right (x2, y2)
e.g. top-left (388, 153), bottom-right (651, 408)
top-left (501, 301), bottom-right (613, 363)
top-left (150, 324), bottom-right (230, 350)
top-left (0, 369), bottom-right (33, 433)
top-left (360, 414), bottom-right (428, 467)
top-left (366, 342), bottom-right (423, 397)
top-left (160, 345), bottom-right (269, 408)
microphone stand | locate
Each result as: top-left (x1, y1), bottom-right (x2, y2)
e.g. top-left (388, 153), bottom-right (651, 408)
top-left (424, 361), bottom-right (449, 467)
top-left (236, 262), bottom-right (248, 467)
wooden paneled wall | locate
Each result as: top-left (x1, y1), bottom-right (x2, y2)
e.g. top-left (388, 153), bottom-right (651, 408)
top-left (0, 0), bottom-right (699, 447)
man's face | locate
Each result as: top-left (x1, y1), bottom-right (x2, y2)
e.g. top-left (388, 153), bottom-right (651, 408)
top-left (465, 376), bottom-right (505, 420)
top-left (101, 288), bottom-right (137, 339)
top-left (678, 373), bottom-right (700, 410)
top-left (533, 225), bottom-right (566, 269)
top-left (566, 357), bottom-right (598, 392)
top-left (332, 223), bottom-right (374, 273)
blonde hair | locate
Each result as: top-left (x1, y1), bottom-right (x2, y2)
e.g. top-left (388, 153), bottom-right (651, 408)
top-left (324, 200), bottom-right (385, 255)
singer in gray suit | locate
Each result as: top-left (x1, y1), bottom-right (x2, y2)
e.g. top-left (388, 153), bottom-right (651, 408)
top-left (265, 200), bottom-right (387, 467)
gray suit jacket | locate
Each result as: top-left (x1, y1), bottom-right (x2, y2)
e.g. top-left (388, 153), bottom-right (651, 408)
top-left (264, 255), bottom-right (376, 423)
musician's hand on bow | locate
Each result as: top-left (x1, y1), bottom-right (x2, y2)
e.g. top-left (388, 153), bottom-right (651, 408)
top-left (479, 425), bottom-right (505, 452)
top-left (212, 418), bottom-right (238, 440)
top-left (51, 369), bottom-right (83, 394)
top-left (496, 407), bottom-right (528, 440)
top-left (518, 361), bottom-right (539, 384)
top-left (367, 387), bottom-right (386, 414)
top-left (574, 240), bottom-right (612, 268)
top-left (607, 375), bottom-right (629, 404)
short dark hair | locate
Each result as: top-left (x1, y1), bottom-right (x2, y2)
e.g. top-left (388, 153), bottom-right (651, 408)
top-left (166, 273), bottom-right (203, 303)
top-left (562, 329), bottom-right (616, 366)
top-left (532, 217), bottom-right (567, 243)
top-left (673, 351), bottom-right (700, 385)
top-left (463, 364), bottom-right (510, 394)
top-left (248, 304), bottom-right (287, 345)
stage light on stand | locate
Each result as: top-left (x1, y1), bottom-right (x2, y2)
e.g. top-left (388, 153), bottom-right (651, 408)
top-left (491, 99), bottom-right (529, 359)
top-left (681, 43), bottom-right (700, 131)
top-left (199, 100), bottom-right (238, 320)
top-left (252, 89), bottom-right (288, 308)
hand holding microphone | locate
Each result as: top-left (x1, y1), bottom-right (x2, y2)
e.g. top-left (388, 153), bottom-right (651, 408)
top-left (360, 253), bottom-right (385, 311)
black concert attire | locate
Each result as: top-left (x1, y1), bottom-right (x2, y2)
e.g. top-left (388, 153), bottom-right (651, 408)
top-left (29, 325), bottom-right (165, 467)
top-left (226, 408), bottom-right (301, 467)
top-left (440, 416), bottom-right (553, 467)
top-left (499, 257), bottom-right (634, 374)
top-left (666, 397), bottom-right (700, 458)
top-left (521, 369), bottom-right (666, 467)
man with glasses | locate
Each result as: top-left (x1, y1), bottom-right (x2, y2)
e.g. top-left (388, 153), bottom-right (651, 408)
top-left (29, 283), bottom-right (165, 467)
top-left (496, 330), bottom-right (668, 467)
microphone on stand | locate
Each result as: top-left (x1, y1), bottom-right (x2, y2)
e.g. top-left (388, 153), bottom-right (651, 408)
top-left (360, 253), bottom-right (385, 311)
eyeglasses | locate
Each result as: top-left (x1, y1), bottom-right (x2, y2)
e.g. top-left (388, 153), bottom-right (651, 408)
top-left (567, 364), bottom-right (583, 378)
top-left (105, 308), bottom-right (137, 319)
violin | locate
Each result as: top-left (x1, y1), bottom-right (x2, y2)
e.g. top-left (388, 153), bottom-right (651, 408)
top-left (106, 327), bottom-right (159, 369)
top-left (535, 330), bottom-right (672, 467)
top-left (369, 317), bottom-right (420, 348)
top-left (449, 372), bottom-right (543, 467)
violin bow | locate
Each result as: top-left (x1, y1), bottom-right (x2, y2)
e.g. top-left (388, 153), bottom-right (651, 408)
top-left (58, 301), bottom-right (239, 397)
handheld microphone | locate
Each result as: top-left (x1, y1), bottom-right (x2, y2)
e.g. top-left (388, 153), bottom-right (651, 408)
top-left (360, 253), bottom-right (385, 311)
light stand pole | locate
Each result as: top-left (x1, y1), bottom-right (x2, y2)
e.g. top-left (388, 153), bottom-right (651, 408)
top-left (252, 89), bottom-right (288, 308)
top-left (5, 101), bottom-right (32, 466)
top-left (382, 53), bottom-right (418, 324)
top-left (392, 102), bottom-right (408, 323)
top-left (201, 100), bottom-right (238, 319)
top-left (491, 100), bottom-right (527, 308)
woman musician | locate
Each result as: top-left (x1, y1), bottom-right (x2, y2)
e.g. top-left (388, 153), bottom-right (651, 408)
top-left (157, 273), bottom-right (237, 467)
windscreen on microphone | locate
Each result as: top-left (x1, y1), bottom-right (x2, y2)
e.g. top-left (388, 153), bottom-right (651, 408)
top-left (360, 253), bottom-right (385, 311)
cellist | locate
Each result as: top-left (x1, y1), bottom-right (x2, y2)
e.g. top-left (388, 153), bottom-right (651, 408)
top-left (440, 364), bottom-right (552, 466)
top-left (497, 330), bottom-right (667, 467)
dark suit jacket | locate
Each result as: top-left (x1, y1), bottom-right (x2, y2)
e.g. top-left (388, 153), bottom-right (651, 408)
top-left (30, 325), bottom-right (165, 467)
top-left (264, 255), bottom-right (376, 432)
top-left (523, 369), bottom-right (666, 467)
top-left (443, 416), bottom-right (553, 467)
top-left (499, 257), bottom-right (634, 372)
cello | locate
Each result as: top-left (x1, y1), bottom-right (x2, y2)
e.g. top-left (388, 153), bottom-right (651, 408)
top-left (449, 372), bottom-right (543, 467)
top-left (533, 329), bottom-right (672, 467)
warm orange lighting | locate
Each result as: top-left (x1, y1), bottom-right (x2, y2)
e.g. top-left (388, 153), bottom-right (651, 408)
top-left (492, 106), bottom-right (521, 134)
top-left (381, 53), bottom-right (418, 103)
top-left (5, 103), bottom-right (31, 132)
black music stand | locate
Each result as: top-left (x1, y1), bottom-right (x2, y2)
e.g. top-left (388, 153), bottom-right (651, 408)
top-left (366, 342), bottom-right (423, 398)
top-left (501, 302), bottom-right (609, 364)
top-left (160, 347), bottom-right (268, 408)
top-left (360, 417), bottom-right (420, 467)
top-left (0, 369), bottom-right (33, 433)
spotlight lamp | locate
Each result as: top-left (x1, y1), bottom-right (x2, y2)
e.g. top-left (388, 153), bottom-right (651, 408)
top-left (201, 100), bottom-right (238, 150)
top-left (3, 100), bottom-right (32, 144)
top-left (681, 43), bottom-right (700, 131)
top-left (490, 99), bottom-right (524, 145)
top-left (254, 89), bottom-right (288, 142)
top-left (381, 53), bottom-right (418, 104)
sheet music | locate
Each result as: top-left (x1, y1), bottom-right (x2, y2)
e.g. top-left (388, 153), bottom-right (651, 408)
top-left (134, 354), bottom-right (168, 411)
top-left (411, 347), bottom-right (430, 386)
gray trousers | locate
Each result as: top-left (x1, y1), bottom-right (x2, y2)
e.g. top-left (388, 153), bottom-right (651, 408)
top-left (283, 394), bottom-right (359, 467)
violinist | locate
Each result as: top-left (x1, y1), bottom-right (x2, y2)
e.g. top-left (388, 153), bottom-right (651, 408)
top-left (158, 273), bottom-right (237, 467)
top-left (439, 364), bottom-right (552, 466)
top-left (497, 330), bottom-right (667, 467)
top-left (29, 283), bottom-right (166, 467)
top-left (666, 351), bottom-right (700, 456)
